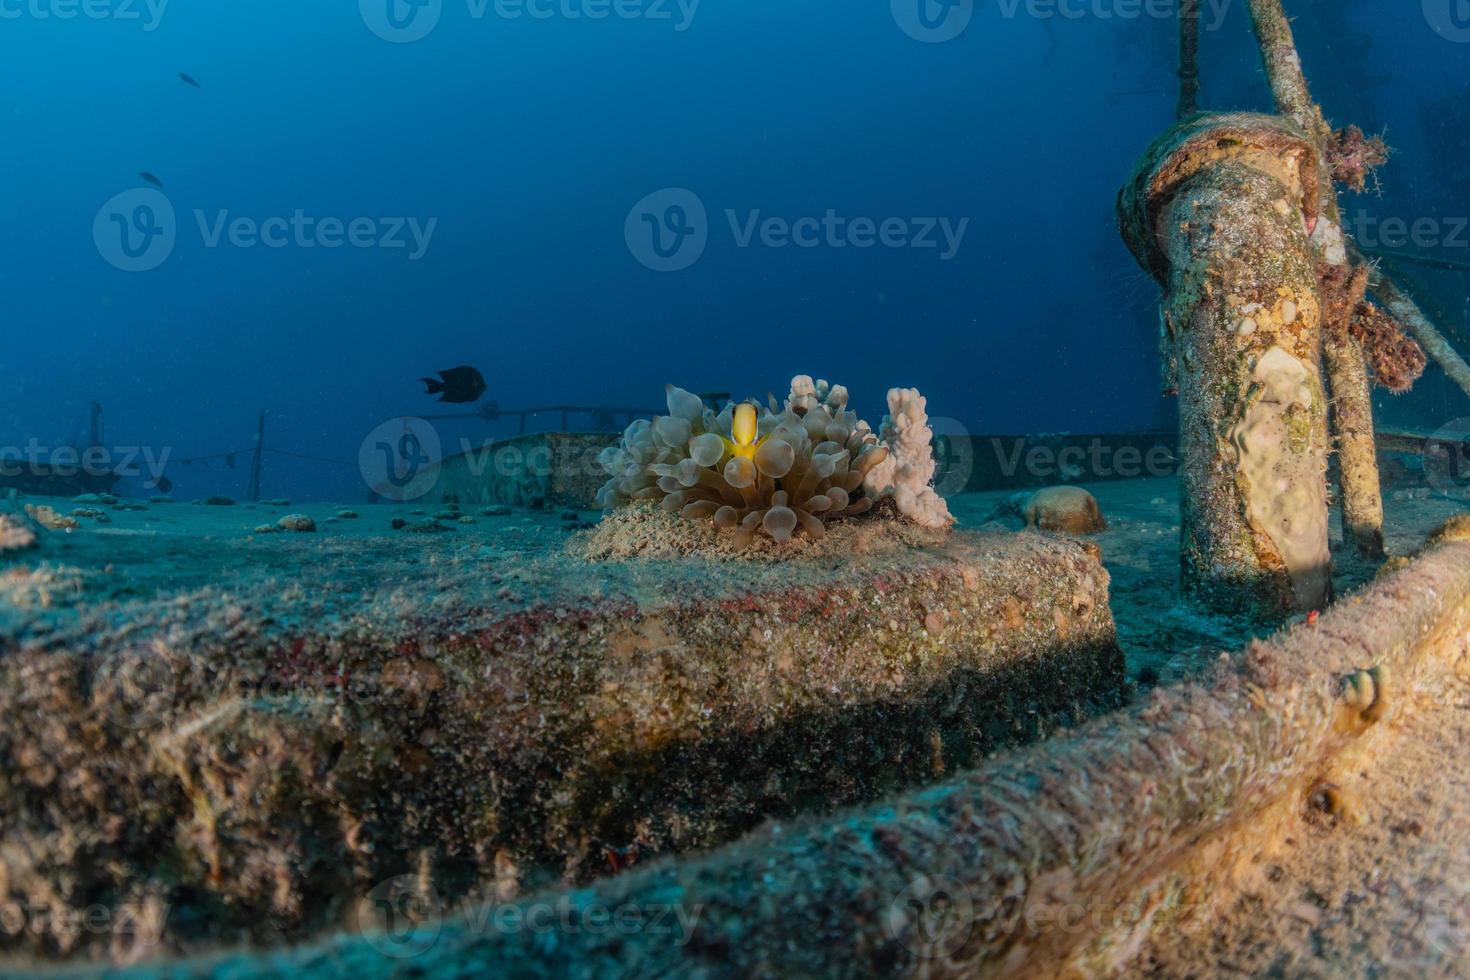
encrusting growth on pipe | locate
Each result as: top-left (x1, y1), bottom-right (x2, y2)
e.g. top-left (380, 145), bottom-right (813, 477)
top-left (1120, 113), bottom-right (1333, 619)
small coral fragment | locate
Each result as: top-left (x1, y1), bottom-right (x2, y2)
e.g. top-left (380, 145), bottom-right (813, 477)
top-left (0, 512), bottom-right (39, 553)
top-left (861, 387), bottom-right (954, 529)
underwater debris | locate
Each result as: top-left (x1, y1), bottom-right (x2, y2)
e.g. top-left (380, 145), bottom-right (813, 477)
top-left (0, 513), bottom-right (38, 553)
top-left (985, 486), bottom-right (1108, 535)
top-left (25, 504), bottom-right (79, 531)
top-left (1022, 486), bottom-right (1108, 534)
top-left (1325, 125), bottom-right (1388, 195)
top-left (597, 378), bottom-right (892, 547)
top-left (276, 514), bottom-right (317, 533)
top-left (1427, 514), bottom-right (1470, 546)
top-left (204, 495), bottom-right (236, 506)
top-left (1318, 262), bottom-right (1426, 394)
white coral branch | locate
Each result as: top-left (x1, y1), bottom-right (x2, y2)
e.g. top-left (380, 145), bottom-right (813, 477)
top-left (862, 387), bottom-right (954, 529)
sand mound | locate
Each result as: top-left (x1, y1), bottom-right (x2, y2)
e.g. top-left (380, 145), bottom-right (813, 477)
top-left (569, 503), bottom-right (948, 561)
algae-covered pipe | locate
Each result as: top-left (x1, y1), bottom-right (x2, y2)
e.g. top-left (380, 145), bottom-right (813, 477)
top-left (1119, 114), bottom-right (1332, 618)
top-left (1248, 0), bottom-right (1386, 558)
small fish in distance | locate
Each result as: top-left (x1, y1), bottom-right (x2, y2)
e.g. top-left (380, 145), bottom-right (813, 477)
top-left (179, 72), bottom-right (201, 88)
top-left (139, 172), bottom-right (164, 188)
top-left (421, 366), bottom-right (487, 404)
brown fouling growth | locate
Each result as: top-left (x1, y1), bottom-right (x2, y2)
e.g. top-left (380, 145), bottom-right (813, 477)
top-left (1318, 261), bottom-right (1426, 394)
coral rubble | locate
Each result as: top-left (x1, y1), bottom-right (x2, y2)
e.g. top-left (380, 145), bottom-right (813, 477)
top-left (0, 513), bottom-right (38, 553)
top-left (596, 377), bottom-right (953, 549)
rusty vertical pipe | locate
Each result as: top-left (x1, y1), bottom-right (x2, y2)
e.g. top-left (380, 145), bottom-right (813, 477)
top-left (1120, 115), bottom-right (1332, 618)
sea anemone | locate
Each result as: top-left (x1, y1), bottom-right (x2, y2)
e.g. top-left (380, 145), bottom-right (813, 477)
top-left (597, 377), bottom-right (892, 546)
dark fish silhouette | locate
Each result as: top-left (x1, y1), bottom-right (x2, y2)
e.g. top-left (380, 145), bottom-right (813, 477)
top-left (179, 72), bottom-right (201, 88)
top-left (421, 366), bottom-right (487, 404)
top-left (146, 474), bottom-right (173, 495)
top-left (139, 172), bottom-right (164, 188)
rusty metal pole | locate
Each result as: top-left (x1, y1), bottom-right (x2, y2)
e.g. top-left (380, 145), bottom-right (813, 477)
top-left (247, 412), bottom-right (265, 502)
top-left (1120, 114), bottom-right (1333, 618)
top-left (1248, 0), bottom-right (1385, 557)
